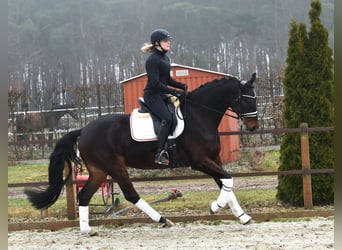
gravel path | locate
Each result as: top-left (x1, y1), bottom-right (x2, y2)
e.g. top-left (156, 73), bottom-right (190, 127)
top-left (8, 217), bottom-right (333, 250)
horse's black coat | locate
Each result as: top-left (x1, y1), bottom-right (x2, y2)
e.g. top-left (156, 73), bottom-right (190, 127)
top-left (25, 74), bottom-right (258, 212)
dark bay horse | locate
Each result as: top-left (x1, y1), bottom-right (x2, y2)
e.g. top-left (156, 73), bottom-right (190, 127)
top-left (15, 104), bottom-right (78, 141)
top-left (25, 73), bottom-right (258, 236)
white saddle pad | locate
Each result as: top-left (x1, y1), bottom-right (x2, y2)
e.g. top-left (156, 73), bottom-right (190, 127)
top-left (130, 107), bottom-right (184, 142)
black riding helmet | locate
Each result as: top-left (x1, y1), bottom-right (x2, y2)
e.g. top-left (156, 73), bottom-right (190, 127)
top-left (150, 29), bottom-right (171, 45)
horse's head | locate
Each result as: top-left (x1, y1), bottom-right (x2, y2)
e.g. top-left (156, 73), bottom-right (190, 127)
top-left (66, 109), bottom-right (79, 120)
top-left (232, 73), bottom-right (259, 131)
top-left (52, 103), bottom-right (79, 120)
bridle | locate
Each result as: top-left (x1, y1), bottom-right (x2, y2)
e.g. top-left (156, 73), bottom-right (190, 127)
top-left (227, 92), bottom-right (258, 120)
top-left (183, 91), bottom-right (257, 121)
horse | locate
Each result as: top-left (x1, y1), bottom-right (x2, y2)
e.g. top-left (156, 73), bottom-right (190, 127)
top-left (25, 73), bottom-right (259, 236)
top-left (15, 104), bottom-right (78, 142)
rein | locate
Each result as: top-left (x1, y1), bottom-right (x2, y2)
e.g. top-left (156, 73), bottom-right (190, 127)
top-left (186, 99), bottom-right (239, 119)
top-left (184, 93), bottom-right (257, 120)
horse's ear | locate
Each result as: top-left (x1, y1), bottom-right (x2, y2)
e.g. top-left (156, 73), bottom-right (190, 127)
top-left (249, 73), bottom-right (256, 85)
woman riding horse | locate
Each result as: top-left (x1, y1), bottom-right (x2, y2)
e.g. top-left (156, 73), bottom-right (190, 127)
top-left (25, 73), bottom-right (258, 236)
top-left (141, 28), bottom-right (187, 165)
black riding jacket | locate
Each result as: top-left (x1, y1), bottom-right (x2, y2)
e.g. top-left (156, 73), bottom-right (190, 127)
top-left (143, 48), bottom-right (185, 97)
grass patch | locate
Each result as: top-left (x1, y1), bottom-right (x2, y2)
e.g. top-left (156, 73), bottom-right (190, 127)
top-left (270, 217), bottom-right (312, 223)
top-left (9, 187), bottom-right (279, 221)
top-left (8, 163), bottom-right (48, 183)
top-left (237, 150), bottom-right (280, 171)
top-left (151, 188), bottom-right (278, 213)
top-left (8, 196), bottom-right (68, 220)
top-left (9, 150), bottom-right (281, 182)
top-left (8, 151), bottom-right (280, 184)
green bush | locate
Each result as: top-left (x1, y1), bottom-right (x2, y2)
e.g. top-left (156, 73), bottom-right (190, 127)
top-left (277, 1), bottom-right (334, 206)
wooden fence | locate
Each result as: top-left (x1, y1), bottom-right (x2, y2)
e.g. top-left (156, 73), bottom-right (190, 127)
top-left (8, 124), bottom-right (334, 220)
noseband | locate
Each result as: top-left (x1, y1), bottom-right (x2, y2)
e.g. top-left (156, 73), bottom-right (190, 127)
top-left (227, 90), bottom-right (258, 120)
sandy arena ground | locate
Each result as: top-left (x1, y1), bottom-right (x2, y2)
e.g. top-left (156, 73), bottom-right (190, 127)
top-left (8, 217), bottom-right (333, 250)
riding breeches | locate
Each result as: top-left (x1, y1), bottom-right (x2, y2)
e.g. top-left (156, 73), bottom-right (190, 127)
top-left (143, 93), bottom-right (172, 125)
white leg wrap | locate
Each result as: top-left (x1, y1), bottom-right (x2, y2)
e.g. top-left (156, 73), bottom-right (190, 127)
top-left (135, 198), bottom-right (162, 222)
top-left (211, 178), bottom-right (234, 213)
top-left (211, 178), bottom-right (251, 224)
top-left (79, 206), bottom-right (91, 234)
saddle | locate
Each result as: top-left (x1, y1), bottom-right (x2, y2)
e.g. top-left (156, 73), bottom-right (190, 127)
top-left (130, 95), bottom-right (184, 142)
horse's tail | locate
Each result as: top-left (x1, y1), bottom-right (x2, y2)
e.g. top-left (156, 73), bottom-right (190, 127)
top-left (24, 129), bottom-right (82, 210)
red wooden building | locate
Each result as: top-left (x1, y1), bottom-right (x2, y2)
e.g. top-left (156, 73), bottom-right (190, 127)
top-left (121, 63), bottom-right (240, 163)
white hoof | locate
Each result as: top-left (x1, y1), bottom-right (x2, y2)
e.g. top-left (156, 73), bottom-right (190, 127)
top-left (210, 201), bottom-right (222, 214)
top-left (239, 213), bottom-right (252, 225)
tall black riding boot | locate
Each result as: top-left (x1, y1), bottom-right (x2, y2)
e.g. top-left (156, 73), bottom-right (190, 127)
top-left (155, 120), bottom-right (170, 165)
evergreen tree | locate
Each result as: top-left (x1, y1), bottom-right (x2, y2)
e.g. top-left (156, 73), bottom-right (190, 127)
top-left (277, 0), bottom-right (334, 205)
top-left (277, 20), bottom-right (308, 205)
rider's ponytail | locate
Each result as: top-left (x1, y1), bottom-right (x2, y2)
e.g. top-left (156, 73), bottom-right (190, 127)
top-left (141, 43), bottom-right (154, 53)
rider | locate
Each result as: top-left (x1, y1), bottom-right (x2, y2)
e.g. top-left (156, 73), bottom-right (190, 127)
top-left (141, 28), bottom-right (187, 165)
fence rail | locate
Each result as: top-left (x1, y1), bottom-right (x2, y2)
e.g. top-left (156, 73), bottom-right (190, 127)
top-left (8, 126), bottom-right (334, 146)
top-left (220, 126), bottom-right (334, 135)
top-left (8, 168), bottom-right (334, 188)
top-left (8, 124), bottom-right (334, 219)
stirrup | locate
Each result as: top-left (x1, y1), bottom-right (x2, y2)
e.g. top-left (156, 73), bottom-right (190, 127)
top-left (155, 150), bottom-right (169, 165)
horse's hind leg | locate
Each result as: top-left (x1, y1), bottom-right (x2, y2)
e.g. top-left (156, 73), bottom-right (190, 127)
top-left (109, 157), bottom-right (174, 227)
top-left (77, 165), bottom-right (107, 236)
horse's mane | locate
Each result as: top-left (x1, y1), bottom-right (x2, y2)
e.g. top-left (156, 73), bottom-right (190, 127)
top-left (188, 76), bottom-right (236, 98)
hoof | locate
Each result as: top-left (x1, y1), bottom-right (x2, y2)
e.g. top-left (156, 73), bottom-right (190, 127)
top-left (209, 207), bottom-right (215, 215)
top-left (239, 213), bottom-right (252, 225)
top-left (161, 218), bottom-right (174, 228)
top-left (243, 219), bottom-right (253, 225)
top-left (88, 228), bottom-right (98, 236)
top-left (209, 201), bottom-right (219, 215)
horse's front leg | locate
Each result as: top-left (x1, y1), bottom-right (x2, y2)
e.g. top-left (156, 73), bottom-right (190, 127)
top-left (191, 158), bottom-right (252, 225)
top-left (210, 178), bottom-right (252, 225)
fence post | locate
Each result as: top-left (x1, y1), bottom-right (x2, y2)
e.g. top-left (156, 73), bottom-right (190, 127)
top-left (300, 123), bottom-right (313, 209)
top-left (65, 163), bottom-right (77, 220)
